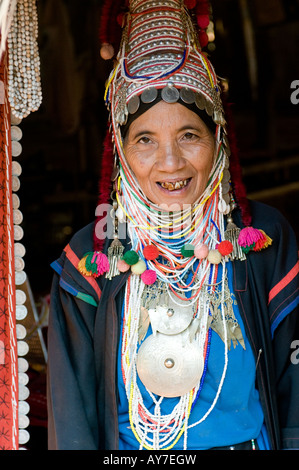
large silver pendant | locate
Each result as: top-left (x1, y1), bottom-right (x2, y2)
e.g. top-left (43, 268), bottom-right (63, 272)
top-left (137, 330), bottom-right (204, 398)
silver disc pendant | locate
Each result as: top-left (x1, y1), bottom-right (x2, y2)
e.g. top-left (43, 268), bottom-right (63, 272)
top-left (161, 85), bottom-right (180, 103)
top-left (137, 332), bottom-right (204, 397)
top-left (195, 93), bottom-right (206, 110)
top-left (180, 87), bottom-right (195, 104)
top-left (128, 94), bottom-right (140, 114)
top-left (141, 87), bottom-right (158, 103)
top-left (148, 301), bottom-right (194, 335)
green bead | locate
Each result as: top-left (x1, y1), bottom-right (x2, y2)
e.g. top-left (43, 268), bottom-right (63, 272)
top-left (181, 244), bottom-right (195, 258)
top-left (122, 250), bottom-right (139, 265)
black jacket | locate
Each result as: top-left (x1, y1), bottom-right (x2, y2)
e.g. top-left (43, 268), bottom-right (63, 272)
top-left (47, 200), bottom-right (299, 450)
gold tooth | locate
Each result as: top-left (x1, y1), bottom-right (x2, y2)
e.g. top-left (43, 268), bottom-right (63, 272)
top-left (160, 179), bottom-right (188, 190)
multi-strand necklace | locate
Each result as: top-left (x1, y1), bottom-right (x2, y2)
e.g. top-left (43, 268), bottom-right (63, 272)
top-left (116, 129), bottom-right (232, 449)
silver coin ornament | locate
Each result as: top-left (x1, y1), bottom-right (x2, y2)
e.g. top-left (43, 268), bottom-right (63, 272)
top-left (161, 85), bottom-right (180, 103)
top-left (137, 331), bottom-right (204, 398)
top-left (141, 87), bottom-right (158, 104)
top-left (148, 301), bottom-right (194, 336)
top-left (137, 298), bottom-right (204, 397)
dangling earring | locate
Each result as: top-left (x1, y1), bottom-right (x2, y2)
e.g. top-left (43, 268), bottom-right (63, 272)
top-left (105, 191), bottom-right (125, 280)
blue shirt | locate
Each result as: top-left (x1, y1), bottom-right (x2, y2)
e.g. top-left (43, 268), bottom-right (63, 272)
top-left (117, 262), bottom-right (268, 450)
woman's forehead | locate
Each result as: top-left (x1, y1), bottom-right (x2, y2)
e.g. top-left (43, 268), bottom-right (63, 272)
top-left (126, 101), bottom-right (214, 137)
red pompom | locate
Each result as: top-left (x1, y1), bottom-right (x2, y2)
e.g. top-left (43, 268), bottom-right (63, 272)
top-left (195, 0), bottom-right (210, 15)
top-left (217, 240), bottom-right (233, 256)
top-left (184, 0), bottom-right (196, 9)
top-left (143, 245), bottom-right (159, 261)
top-left (141, 269), bottom-right (157, 285)
top-left (198, 31), bottom-right (209, 48)
top-left (197, 14), bottom-right (210, 29)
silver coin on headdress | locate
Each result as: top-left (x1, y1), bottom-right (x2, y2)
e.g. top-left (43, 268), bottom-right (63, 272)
top-left (161, 85), bottom-right (180, 103)
top-left (180, 87), bottom-right (196, 104)
top-left (128, 94), bottom-right (140, 114)
top-left (195, 93), bottom-right (206, 110)
top-left (141, 87), bottom-right (158, 103)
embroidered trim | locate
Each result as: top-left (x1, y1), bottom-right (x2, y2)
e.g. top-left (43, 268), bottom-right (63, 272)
top-left (268, 260), bottom-right (299, 305)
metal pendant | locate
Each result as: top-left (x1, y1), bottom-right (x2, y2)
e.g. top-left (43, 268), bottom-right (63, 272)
top-left (195, 93), bottom-right (206, 110)
top-left (180, 87), bottom-right (195, 104)
top-left (137, 331), bottom-right (204, 397)
top-left (161, 85), bottom-right (180, 103)
top-left (148, 300), bottom-right (194, 336)
top-left (128, 94), bottom-right (140, 114)
top-left (141, 87), bottom-right (158, 103)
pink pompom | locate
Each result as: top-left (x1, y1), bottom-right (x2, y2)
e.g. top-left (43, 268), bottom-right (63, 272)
top-left (141, 269), bottom-right (157, 285)
top-left (117, 259), bottom-right (130, 272)
top-left (194, 243), bottom-right (209, 259)
top-left (238, 227), bottom-right (263, 247)
top-left (92, 252), bottom-right (110, 276)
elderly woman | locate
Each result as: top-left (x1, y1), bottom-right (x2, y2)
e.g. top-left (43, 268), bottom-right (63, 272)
top-left (47, 0), bottom-right (299, 451)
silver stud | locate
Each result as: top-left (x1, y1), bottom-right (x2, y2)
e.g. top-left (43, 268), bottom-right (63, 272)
top-left (164, 358), bottom-right (175, 369)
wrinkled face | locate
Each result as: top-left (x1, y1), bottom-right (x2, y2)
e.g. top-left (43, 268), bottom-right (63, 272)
top-left (123, 100), bottom-right (215, 210)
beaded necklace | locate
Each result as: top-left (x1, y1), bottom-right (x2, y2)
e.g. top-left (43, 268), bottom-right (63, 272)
top-left (114, 113), bottom-right (232, 448)
top-left (121, 258), bottom-right (229, 450)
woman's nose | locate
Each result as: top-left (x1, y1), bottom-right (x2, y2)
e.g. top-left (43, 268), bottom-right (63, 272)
top-left (155, 141), bottom-right (185, 172)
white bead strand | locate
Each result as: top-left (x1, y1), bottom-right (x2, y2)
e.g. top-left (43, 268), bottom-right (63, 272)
top-left (7, 0), bottom-right (42, 119)
top-left (10, 112), bottom-right (30, 447)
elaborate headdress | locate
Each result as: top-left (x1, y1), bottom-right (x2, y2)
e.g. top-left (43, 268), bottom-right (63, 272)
top-left (78, 0), bottom-right (272, 280)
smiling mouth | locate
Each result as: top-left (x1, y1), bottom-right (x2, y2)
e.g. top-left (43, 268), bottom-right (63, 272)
top-left (158, 178), bottom-right (191, 191)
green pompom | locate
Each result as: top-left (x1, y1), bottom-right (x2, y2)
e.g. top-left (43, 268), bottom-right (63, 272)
top-left (181, 244), bottom-right (195, 258)
top-left (122, 250), bottom-right (139, 265)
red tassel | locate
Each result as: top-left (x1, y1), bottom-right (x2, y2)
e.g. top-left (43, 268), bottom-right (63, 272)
top-left (93, 127), bottom-right (114, 252)
top-left (99, 0), bottom-right (125, 60)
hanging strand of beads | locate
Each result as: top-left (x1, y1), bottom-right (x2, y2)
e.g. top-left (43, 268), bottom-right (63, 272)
top-left (7, 0), bottom-right (42, 119)
top-left (0, 0), bottom-right (43, 448)
top-left (11, 111), bottom-right (31, 448)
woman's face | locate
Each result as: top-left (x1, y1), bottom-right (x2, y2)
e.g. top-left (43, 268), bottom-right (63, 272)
top-left (123, 100), bottom-right (215, 210)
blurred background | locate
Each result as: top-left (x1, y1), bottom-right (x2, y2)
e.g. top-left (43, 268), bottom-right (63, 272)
top-left (17, 0), bottom-right (299, 449)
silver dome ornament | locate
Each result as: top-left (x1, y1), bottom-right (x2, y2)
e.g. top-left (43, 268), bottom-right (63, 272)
top-left (136, 330), bottom-right (204, 397)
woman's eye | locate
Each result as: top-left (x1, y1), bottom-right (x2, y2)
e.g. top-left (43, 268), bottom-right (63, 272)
top-left (138, 136), bottom-right (152, 144)
top-left (182, 132), bottom-right (198, 141)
